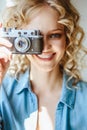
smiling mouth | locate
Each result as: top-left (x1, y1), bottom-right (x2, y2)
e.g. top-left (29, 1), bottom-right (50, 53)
top-left (36, 53), bottom-right (56, 60)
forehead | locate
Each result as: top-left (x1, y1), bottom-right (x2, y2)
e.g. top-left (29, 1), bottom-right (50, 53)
top-left (22, 6), bottom-right (64, 32)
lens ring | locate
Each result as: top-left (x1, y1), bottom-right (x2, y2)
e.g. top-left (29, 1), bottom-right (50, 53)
top-left (14, 37), bottom-right (31, 53)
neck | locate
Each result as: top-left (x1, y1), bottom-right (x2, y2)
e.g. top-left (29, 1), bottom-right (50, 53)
top-left (30, 65), bottom-right (63, 94)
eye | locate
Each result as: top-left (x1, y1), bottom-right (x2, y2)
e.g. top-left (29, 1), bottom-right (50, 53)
top-left (49, 33), bottom-right (62, 39)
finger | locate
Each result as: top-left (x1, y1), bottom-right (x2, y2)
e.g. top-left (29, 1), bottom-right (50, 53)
top-left (0, 38), bottom-right (12, 47)
top-left (0, 53), bottom-right (12, 62)
top-left (0, 23), bottom-right (2, 28)
top-left (0, 47), bottom-right (12, 61)
top-left (0, 46), bottom-right (12, 53)
top-left (0, 53), bottom-right (11, 62)
top-left (0, 71), bottom-right (2, 84)
top-left (0, 46), bottom-right (12, 55)
top-left (0, 62), bottom-right (3, 81)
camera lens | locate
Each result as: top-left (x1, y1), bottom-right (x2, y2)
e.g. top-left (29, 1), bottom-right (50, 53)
top-left (14, 37), bottom-right (31, 53)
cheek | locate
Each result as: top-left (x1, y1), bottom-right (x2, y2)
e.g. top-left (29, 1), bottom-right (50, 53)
top-left (54, 41), bottom-right (66, 51)
top-left (53, 36), bottom-right (66, 51)
top-left (60, 42), bottom-right (66, 50)
top-left (60, 38), bottom-right (66, 52)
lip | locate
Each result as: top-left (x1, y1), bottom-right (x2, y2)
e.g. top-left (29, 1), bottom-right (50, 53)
top-left (36, 53), bottom-right (56, 61)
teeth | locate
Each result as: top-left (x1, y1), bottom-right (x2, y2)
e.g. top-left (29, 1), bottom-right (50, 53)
top-left (38, 54), bottom-right (53, 59)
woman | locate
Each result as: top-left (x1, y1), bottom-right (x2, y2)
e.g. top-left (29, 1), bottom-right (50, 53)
top-left (0, 0), bottom-right (87, 130)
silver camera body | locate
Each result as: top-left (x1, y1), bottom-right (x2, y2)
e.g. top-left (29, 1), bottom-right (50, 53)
top-left (0, 27), bottom-right (43, 54)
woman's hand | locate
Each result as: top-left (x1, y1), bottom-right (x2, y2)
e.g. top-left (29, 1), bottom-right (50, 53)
top-left (0, 37), bottom-right (12, 84)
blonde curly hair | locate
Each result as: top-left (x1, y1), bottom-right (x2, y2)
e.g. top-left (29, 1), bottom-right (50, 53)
top-left (2, 0), bottom-right (87, 82)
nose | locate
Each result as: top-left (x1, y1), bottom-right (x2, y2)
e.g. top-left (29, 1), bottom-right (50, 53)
top-left (42, 35), bottom-right (51, 52)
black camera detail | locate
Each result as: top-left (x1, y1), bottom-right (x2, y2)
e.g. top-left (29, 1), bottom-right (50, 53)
top-left (0, 27), bottom-right (43, 54)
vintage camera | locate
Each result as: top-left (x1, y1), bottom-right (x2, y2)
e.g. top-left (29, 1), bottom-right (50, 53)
top-left (0, 27), bottom-right (43, 54)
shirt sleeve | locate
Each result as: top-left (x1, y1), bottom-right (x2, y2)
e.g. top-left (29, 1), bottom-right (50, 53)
top-left (0, 116), bottom-right (4, 130)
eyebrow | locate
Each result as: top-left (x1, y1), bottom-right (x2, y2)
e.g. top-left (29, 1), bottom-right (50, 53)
top-left (51, 28), bottom-right (64, 31)
top-left (49, 28), bottom-right (64, 33)
top-left (41, 29), bottom-right (64, 37)
top-left (40, 27), bottom-right (64, 36)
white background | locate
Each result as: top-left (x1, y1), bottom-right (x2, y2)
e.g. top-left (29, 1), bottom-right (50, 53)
top-left (0, 0), bottom-right (87, 81)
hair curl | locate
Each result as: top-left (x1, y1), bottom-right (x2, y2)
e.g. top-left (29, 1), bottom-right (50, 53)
top-left (2, 0), bottom-right (87, 83)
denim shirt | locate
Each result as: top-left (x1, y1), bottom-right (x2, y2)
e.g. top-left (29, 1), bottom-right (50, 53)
top-left (0, 70), bottom-right (87, 130)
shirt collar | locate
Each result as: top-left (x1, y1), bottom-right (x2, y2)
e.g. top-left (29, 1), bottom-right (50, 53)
top-left (15, 69), bottom-right (32, 94)
top-left (60, 72), bottom-right (76, 109)
top-left (15, 70), bottom-right (76, 109)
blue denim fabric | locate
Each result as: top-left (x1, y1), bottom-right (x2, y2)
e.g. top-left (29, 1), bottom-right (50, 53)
top-left (0, 70), bottom-right (87, 130)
